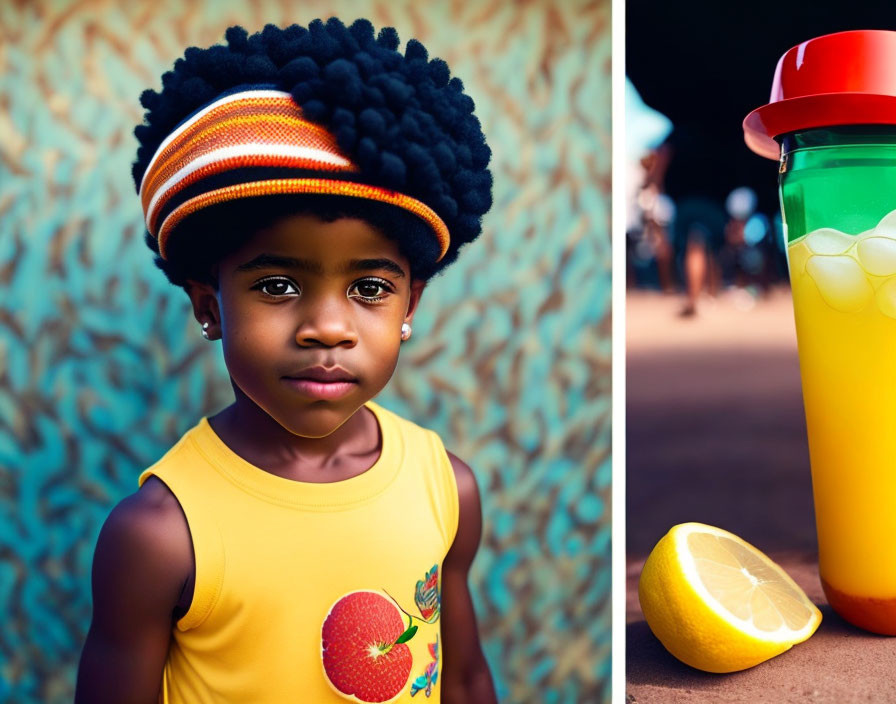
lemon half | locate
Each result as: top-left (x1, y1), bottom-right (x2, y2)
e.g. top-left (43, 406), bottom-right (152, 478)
top-left (638, 522), bottom-right (822, 673)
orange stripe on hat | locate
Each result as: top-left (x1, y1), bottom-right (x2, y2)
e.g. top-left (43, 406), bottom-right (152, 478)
top-left (139, 89), bottom-right (450, 261)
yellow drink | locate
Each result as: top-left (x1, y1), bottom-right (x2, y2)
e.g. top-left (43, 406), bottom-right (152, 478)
top-left (789, 219), bottom-right (896, 632)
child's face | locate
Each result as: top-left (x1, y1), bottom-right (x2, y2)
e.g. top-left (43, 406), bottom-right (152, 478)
top-left (186, 213), bottom-right (425, 438)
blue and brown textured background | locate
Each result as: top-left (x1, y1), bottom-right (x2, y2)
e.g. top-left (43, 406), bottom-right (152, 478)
top-left (0, 1), bottom-right (610, 701)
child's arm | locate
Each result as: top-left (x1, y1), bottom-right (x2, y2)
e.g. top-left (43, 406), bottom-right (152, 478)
top-left (75, 478), bottom-right (193, 704)
top-left (440, 451), bottom-right (498, 703)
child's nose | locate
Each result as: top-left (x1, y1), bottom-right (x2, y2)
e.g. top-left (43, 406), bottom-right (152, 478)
top-left (294, 298), bottom-right (358, 348)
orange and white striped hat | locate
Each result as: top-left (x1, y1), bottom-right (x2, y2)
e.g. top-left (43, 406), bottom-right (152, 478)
top-left (138, 87), bottom-right (450, 261)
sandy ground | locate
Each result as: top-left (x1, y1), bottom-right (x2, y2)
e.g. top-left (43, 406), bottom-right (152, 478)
top-left (626, 287), bottom-right (896, 703)
top-left (627, 287), bottom-right (815, 557)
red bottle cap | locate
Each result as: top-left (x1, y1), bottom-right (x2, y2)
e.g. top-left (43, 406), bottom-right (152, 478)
top-left (744, 30), bottom-right (896, 160)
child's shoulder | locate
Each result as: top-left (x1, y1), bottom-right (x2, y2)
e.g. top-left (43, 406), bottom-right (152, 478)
top-left (106, 476), bottom-right (185, 540)
top-left (103, 474), bottom-right (190, 563)
top-left (91, 475), bottom-right (192, 615)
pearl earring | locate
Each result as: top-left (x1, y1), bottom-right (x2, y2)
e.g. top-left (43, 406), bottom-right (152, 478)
top-left (401, 323), bottom-right (412, 341)
top-left (201, 321), bottom-right (210, 339)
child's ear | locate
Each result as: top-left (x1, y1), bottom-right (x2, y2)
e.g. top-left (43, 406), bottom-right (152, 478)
top-left (185, 278), bottom-right (222, 340)
top-left (404, 278), bottom-right (426, 325)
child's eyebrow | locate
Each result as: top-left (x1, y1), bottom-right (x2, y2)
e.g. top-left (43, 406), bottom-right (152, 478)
top-left (235, 254), bottom-right (406, 278)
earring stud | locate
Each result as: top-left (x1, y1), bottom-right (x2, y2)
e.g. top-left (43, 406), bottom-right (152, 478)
top-left (201, 321), bottom-right (210, 339)
top-left (401, 323), bottom-right (412, 341)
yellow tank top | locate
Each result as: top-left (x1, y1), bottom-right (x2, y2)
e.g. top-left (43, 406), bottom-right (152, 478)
top-left (137, 400), bottom-right (459, 704)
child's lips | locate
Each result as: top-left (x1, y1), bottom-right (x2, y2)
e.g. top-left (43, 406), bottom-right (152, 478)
top-left (283, 378), bottom-right (358, 400)
top-left (285, 365), bottom-right (358, 383)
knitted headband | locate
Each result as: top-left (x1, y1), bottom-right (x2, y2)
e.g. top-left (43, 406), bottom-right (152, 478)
top-left (139, 87), bottom-right (451, 261)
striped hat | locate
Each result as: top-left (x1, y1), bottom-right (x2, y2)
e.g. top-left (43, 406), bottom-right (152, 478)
top-left (139, 86), bottom-right (451, 261)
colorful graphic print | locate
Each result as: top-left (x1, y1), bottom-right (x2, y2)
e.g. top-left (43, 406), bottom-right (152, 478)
top-left (414, 566), bottom-right (441, 623)
top-left (321, 565), bottom-right (443, 702)
top-left (410, 636), bottom-right (440, 698)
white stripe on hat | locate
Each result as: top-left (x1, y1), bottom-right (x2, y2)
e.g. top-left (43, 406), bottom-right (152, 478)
top-left (144, 142), bottom-right (354, 230)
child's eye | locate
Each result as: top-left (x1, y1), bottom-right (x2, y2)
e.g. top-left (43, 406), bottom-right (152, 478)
top-left (348, 278), bottom-right (393, 302)
top-left (252, 277), bottom-right (300, 298)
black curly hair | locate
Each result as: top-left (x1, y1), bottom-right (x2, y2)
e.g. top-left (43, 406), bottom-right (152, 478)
top-left (132, 18), bottom-right (493, 288)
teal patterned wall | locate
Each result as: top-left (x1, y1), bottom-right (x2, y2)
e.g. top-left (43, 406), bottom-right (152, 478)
top-left (0, 1), bottom-right (611, 701)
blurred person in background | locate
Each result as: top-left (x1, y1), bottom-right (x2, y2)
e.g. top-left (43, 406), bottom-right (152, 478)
top-left (672, 195), bottom-right (727, 317)
top-left (636, 152), bottom-right (676, 292)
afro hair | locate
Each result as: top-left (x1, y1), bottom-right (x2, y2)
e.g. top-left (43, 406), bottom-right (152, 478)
top-left (132, 18), bottom-right (493, 287)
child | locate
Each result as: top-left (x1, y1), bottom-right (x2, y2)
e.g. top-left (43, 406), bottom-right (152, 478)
top-left (75, 18), bottom-right (497, 704)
